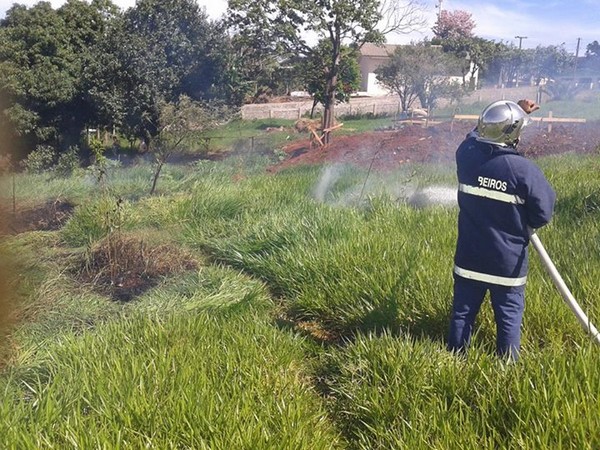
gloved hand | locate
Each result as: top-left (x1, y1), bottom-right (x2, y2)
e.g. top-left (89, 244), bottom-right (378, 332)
top-left (517, 99), bottom-right (540, 114)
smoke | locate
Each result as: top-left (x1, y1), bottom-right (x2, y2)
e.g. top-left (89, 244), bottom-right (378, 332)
top-left (313, 163), bottom-right (457, 209)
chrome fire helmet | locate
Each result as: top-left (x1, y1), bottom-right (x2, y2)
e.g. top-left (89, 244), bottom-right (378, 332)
top-left (476, 100), bottom-right (531, 148)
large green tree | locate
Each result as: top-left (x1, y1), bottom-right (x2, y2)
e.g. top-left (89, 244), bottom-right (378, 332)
top-left (582, 40), bottom-right (600, 74)
top-left (0, 0), bottom-right (114, 152)
top-left (438, 36), bottom-right (497, 89)
top-left (224, 3), bottom-right (291, 103)
top-left (86, 0), bottom-right (230, 146)
top-left (227, 0), bottom-right (426, 144)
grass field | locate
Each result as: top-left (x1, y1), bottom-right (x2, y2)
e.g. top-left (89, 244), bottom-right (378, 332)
top-left (1, 111), bottom-right (600, 448)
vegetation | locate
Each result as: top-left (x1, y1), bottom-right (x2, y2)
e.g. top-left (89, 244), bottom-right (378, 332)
top-left (376, 43), bottom-right (466, 113)
top-left (1, 3), bottom-right (600, 443)
top-left (1, 129), bottom-right (600, 446)
top-left (2, 1), bottom-right (598, 158)
top-left (184, 0), bottom-right (426, 143)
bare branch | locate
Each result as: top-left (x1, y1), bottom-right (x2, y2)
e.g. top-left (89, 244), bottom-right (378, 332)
top-left (378, 0), bottom-right (428, 36)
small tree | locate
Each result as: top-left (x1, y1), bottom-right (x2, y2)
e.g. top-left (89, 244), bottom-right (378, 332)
top-left (149, 96), bottom-right (231, 195)
top-left (431, 9), bottom-right (475, 40)
top-left (376, 43), bottom-right (464, 113)
top-left (302, 41), bottom-right (361, 118)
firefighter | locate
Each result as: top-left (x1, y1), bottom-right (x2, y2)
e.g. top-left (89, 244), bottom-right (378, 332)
top-left (448, 99), bottom-right (556, 360)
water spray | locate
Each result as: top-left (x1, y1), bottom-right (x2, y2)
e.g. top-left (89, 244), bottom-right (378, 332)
top-left (530, 232), bottom-right (600, 345)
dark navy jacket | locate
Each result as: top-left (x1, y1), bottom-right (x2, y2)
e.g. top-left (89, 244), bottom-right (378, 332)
top-left (454, 133), bottom-right (556, 286)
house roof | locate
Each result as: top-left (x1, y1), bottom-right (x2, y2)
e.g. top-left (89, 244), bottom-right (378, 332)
top-left (359, 43), bottom-right (399, 58)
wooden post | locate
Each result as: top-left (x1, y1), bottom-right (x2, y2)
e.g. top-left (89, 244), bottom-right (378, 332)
top-left (548, 111), bottom-right (553, 133)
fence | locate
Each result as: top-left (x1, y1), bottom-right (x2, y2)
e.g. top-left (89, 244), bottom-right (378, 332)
top-left (241, 86), bottom-right (542, 121)
top-left (451, 111), bottom-right (586, 132)
top-left (240, 100), bottom-right (404, 121)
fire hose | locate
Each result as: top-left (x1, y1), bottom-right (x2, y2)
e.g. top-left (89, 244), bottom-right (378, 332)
top-left (530, 232), bottom-right (600, 345)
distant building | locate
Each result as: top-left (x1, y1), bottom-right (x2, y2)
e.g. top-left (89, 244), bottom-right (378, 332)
top-left (357, 42), bottom-right (479, 97)
top-left (357, 43), bottom-right (399, 96)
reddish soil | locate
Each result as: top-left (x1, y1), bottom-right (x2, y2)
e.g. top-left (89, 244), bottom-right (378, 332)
top-left (271, 120), bottom-right (600, 172)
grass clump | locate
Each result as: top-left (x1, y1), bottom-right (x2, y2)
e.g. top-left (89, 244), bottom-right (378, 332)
top-left (327, 332), bottom-right (600, 449)
top-left (0, 309), bottom-right (342, 449)
top-left (78, 232), bottom-right (198, 301)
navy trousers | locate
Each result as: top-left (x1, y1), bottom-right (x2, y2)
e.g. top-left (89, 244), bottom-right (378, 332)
top-left (448, 274), bottom-right (525, 360)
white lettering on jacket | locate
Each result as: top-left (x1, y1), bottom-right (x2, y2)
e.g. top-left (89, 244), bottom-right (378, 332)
top-left (478, 176), bottom-right (507, 192)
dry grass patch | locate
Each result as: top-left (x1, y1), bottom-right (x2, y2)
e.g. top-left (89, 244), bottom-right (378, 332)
top-left (78, 233), bottom-right (198, 301)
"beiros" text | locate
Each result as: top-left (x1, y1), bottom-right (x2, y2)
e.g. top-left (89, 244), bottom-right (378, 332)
top-left (478, 176), bottom-right (507, 192)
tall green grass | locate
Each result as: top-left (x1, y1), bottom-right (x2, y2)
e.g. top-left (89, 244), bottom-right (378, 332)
top-left (327, 332), bottom-right (600, 449)
top-left (0, 309), bottom-right (342, 448)
top-left (2, 150), bottom-right (600, 448)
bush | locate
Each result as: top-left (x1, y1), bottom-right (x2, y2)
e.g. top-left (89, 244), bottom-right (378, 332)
top-left (54, 145), bottom-right (81, 178)
top-left (21, 145), bottom-right (56, 174)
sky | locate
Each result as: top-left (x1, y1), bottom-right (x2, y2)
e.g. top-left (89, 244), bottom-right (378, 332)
top-left (0, 0), bottom-right (599, 55)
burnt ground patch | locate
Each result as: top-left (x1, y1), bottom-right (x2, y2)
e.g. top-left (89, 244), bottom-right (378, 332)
top-left (76, 233), bottom-right (198, 301)
top-left (0, 199), bottom-right (75, 236)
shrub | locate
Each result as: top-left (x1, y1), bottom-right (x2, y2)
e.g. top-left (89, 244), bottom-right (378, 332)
top-left (54, 145), bottom-right (81, 178)
top-left (21, 145), bottom-right (56, 174)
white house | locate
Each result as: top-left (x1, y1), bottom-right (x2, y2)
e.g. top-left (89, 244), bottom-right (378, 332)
top-left (357, 42), bottom-right (479, 97)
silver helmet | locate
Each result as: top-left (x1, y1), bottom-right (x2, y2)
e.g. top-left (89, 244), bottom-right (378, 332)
top-left (476, 100), bottom-right (531, 147)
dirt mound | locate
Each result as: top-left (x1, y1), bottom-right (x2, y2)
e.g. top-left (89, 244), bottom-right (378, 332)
top-left (78, 234), bottom-right (198, 301)
top-left (270, 121), bottom-right (600, 172)
top-left (0, 199), bottom-right (75, 236)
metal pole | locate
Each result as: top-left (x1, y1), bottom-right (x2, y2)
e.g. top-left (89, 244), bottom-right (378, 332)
top-left (515, 35), bottom-right (527, 50)
top-left (530, 233), bottom-right (600, 345)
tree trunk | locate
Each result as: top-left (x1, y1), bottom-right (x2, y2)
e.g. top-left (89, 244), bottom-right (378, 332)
top-left (310, 97), bottom-right (318, 119)
top-left (321, 33), bottom-right (342, 146)
top-left (150, 159), bottom-right (165, 195)
top-left (322, 69), bottom-right (339, 144)
top-left (322, 100), bottom-right (335, 145)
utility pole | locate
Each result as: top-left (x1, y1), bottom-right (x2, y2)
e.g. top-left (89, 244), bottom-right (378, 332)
top-left (514, 36), bottom-right (527, 87)
top-left (436, 0), bottom-right (443, 22)
top-left (515, 35), bottom-right (528, 50)
top-left (573, 37), bottom-right (581, 82)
